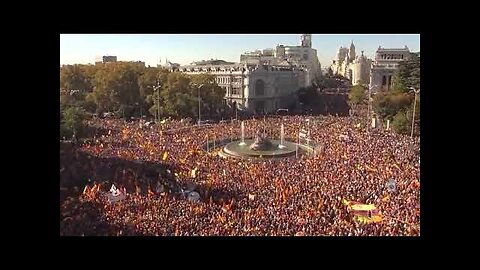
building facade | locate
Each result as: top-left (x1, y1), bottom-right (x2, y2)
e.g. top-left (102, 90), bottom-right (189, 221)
top-left (102, 55), bottom-right (117, 63)
top-left (370, 46), bottom-right (410, 92)
top-left (170, 34), bottom-right (319, 114)
top-left (174, 62), bottom-right (306, 114)
top-left (330, 41), bottom-right (372, 86)
top-left (239, 34), bottom-right (321, 86)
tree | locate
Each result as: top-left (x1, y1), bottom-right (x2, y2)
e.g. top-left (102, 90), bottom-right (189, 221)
top-left (391, 52), bottom-right (420, 93)
top-left (91, 62), bottom-right (143, 115)
top-left (373, 92), bottom-right (412, 121)
top-left (138, 66), bottom-right (163, 117)
top-left (348, 85), bottom-right (366, 107)
top-left (61, 106), bottom-right (85, 139)
top-left (314, 76), bottom-right (343, 90)
top-left (373, 51), bottom-right (420, 135)
top-left (391, 111), bottom-right (411, 135)
top-left (189, 73), bottom-right (225, 119)
top-left (60, 65), bottom-right (93, 93)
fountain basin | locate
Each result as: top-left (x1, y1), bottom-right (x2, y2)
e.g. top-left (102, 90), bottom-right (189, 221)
top-left (219, 139), bottom-right (298, 159)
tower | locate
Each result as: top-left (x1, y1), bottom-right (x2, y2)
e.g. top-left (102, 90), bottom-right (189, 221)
top-left (349, 40), bottom-right (356, 61)
top-left (301, 34), bottom-right (312, 47)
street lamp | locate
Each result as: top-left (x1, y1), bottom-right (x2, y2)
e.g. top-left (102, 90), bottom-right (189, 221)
top-left (196, 84), bottom-right (205, 126)
top-left (153, 80), bottom-right (162, 123)
top-left (367, 84), bottom-right (377, 128)
top-left (409, 87), bottom-right (420, 137)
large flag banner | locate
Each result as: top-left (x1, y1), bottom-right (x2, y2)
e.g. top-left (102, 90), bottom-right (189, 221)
top-left (343, 199), bottom-right (383, 224)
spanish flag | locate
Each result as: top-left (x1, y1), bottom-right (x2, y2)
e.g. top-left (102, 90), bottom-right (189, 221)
top-left (393, 163), bottom-right (401, 170)
top-left (162, 151), bottom-right (168, 161)
top-left (91, 183), bottom-right (100, 194)
top-left (348, 202), bottom-right (383, 224)
top-left (191, 167), bottom-right (198, 178)
top-left (83, 185), bottom-right (90, 195)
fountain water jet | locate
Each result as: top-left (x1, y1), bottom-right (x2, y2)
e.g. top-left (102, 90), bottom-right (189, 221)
top-left (278, 123), bottom-right (286, 149)
top-left (238, 121), bottom-right (246, 146)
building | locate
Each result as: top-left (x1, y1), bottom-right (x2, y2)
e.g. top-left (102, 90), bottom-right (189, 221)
top-left (174, 61), bottom-right (306, 114)
top-left (102, 55), bottom-right (117, 63)
top-left (369, 46), bottom-right (410, 92)
top-left (170, 34), bottom-right (319, 114)
top-left (95, 55), bottom-right (118, 65)
top-left (330, 41), bottom-right (372, 86)
top-left (239, 34), bottom-right (321, 86)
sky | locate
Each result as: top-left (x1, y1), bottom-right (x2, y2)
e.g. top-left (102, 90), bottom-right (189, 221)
top-left (60, 34), bottom-right (420, 68)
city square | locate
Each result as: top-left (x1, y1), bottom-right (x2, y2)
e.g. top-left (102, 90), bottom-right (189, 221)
top-left (60, 34), bottom-right (420, 236)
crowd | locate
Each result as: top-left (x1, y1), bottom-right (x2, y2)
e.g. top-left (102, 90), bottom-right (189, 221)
top-left (60, 115), bottom-right (420, 236)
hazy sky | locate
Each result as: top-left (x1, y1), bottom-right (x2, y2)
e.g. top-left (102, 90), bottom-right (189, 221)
top-left (60, 34), bottom-right (420, 68)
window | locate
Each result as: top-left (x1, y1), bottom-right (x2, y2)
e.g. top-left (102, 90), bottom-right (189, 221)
top-left (255, 79), bottom-right (265, 96)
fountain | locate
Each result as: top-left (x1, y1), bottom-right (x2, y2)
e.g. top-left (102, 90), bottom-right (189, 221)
top-left (218, 122), bottom-right (302, 159)
top-left (278, 124), bottom-right (286, 149)
top-left (250, 130), bottom-right (274, 151)
top-left (239, 121), bottom-right (246, 146)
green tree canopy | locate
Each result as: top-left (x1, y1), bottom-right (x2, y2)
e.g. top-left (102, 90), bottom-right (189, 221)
top-left (60, 64), bottom-right (93, 93)
top-left (373, 92), bottom-right (412, 121)
top-left (391, 52), bottom-right (420, 93)
top-left (61, 106), bottom-right (85, 139)
top-left (348, 85), bottom-right (366, 107)
top-left (391, 111), bottom-right (411, 135)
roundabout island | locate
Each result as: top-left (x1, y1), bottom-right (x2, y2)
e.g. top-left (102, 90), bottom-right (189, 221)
top-left (217, 122), bottom-right (315, 160)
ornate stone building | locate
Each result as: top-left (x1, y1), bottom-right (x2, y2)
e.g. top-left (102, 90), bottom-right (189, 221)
top-left (330, 41), bottom-right (372, 86)
top-left (239, 34), bottom-right (321, 86)
top-left (175, 62), bottom-right (305, 114)
top-left (170, 34), bottom-right (319, 114)
top-left (370, 46), bottom-right (410, 92)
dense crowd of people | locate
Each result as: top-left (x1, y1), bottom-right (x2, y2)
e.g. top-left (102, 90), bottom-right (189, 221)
top-left (60, 115), bottom-right (420, 236)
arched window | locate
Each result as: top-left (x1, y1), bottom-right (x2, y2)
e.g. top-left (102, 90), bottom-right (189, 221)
top-left (382, 75), bottom-right (387, 86)
top-left (255, 79), bottom-right (265, 96)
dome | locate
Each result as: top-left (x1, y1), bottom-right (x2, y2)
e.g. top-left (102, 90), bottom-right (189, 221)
top-left (355, 51), bottom-right (368, 63)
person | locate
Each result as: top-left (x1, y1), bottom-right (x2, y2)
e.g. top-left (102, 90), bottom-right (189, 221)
top-left (60, 115), bottom-right (420, 236)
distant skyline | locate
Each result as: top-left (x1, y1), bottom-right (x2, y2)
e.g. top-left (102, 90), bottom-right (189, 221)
top-left (60, 34), bottom-right (420, 68)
